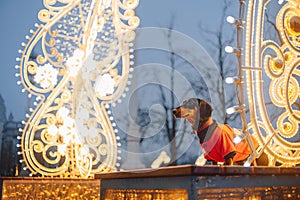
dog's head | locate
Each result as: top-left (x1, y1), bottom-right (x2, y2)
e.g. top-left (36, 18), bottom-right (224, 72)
top-left (173, 98), bottom-right (213, 131)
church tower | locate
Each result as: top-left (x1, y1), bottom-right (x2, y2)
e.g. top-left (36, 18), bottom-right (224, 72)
top-left (0, 94), bottom-right (7, 173)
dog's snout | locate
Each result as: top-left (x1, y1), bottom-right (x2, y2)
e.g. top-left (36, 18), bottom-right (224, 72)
top-left (172, 109), bottom-right (177, 115)
top-left (173, 108), bottom-right (182, 118)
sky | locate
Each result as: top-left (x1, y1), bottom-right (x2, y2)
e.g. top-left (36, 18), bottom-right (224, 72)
top-left (0, 0), bottom-right (232, 120)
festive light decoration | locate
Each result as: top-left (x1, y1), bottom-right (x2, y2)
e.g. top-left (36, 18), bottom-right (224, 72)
top-left (16, 0), bottom-right (139, 178)
top-left (225, 46), bottom-right (240, 54)
top-left (237, 0), bottom-right (300, 166)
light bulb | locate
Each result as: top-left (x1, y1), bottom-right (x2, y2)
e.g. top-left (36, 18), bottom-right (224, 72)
top-left (225, 76), bottom-right (240, 84)
top-left (226, 107), bottom-right (236, 115)
top-left (244, 160), bottom-right (251, 167)
top-left (225, 77), bottom-right (235, 84)
top-left (226, 105), bottom-right (245, 114)
top-left (225, 46), bottom-right (234, 53)
top-left (234, 136), bottom-right (242, 144)
top-left (225, 46), bottom-right (241, 54)
top-left (226, 16), bottom-right (236, 24)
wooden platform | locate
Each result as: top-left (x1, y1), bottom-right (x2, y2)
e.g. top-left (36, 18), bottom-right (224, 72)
top-left (95, 164), bottom-right (300, 179)
top-left (95, 165), bottom-right (300, 200)
top-left (1, 165), bottom-right (300, 199)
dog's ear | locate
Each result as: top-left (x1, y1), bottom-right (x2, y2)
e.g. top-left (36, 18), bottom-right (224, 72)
top-left (198, 100), bottom-right (213, 119)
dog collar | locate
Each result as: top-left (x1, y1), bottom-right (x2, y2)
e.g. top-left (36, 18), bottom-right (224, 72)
top-left (197, 118), bottom-right (213, 132)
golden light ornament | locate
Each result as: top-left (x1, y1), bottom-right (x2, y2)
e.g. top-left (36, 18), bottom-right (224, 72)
top-left (242, 0), bottom-right (300, 166)
top-left (16, 0), bottom-right (139, 177)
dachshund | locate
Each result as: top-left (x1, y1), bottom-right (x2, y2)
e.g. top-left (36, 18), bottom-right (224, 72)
top-left (173, 98), bottom-right (268, 166)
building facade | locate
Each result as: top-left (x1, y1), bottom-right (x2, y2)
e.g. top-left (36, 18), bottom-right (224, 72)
top-left (0, 113), bottom-right (22, 176)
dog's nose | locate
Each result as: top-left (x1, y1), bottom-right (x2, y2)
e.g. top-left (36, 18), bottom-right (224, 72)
top-left (172, 109), bottom-right (177, 115)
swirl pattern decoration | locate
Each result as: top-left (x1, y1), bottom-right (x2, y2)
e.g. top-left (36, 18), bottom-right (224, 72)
top-left (244, 0), bottom-right (300, 166)
top-left (17, 0), bottom-right (139, 177)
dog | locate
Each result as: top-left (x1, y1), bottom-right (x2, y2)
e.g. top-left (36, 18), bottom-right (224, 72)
top-left (173, 98), bottom-right (268, 166)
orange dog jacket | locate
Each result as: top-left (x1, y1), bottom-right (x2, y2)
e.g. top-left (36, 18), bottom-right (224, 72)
top-left (197, 120), bottom-right (258, 163)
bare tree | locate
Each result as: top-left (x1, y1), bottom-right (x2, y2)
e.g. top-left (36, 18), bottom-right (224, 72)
top-left (137, 16), bottom-right (207, 166)
top-left (198, 0), bottom-right (239, 124)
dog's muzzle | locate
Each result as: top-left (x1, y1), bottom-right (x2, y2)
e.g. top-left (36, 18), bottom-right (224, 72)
top-left (172, 108), bottom-right (181, 118)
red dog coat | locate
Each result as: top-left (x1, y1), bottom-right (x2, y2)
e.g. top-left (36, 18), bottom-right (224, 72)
top-left (197, 119), bottom-right (258, 163)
